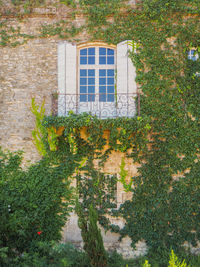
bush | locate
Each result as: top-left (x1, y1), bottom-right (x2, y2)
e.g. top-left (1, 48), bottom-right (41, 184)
top-left (0, 242), bottom-right (90, 267)
top-left (0, 241), bottom-right (134, 267)
top-left (0, 148), bottom-right (73, 261)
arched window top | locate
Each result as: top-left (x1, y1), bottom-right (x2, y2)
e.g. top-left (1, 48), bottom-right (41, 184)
top-left (79, 47), bottom-right (115, 66)
top-left (77, 41), bottom-right (116, 50)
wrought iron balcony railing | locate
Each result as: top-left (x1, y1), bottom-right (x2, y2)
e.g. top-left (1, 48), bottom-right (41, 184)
top-left (52, 93), bottom-right (140, 119)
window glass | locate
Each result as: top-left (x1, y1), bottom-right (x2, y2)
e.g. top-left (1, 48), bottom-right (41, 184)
top-left (80, 48), bottom-right (95, 65)
top-left (188, 49), bottom-right (199, 61)
top-left (99, 48), bottom-right (115, 65)
top-left (99, 69), bottom-right (115, 102)
top-left (79, 69), bottom-right (96, 102)
top-left (79, 46), bottom-right (115, 103)
top-left (187, 49), bottom-right (200, 77)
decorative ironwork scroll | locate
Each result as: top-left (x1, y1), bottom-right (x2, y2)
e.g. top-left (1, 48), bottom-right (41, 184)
top-left (52, 93), bottom-right (140, 118)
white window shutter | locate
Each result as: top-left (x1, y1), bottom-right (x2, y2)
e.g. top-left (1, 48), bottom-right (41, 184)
top-left (58, 42), bottom-right (77, 116)
top-left (117, 40), bottom-right (137, 117)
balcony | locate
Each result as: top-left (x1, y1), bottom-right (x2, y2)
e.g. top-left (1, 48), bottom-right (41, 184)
top-left (52, 93), bottom-right (140, 119)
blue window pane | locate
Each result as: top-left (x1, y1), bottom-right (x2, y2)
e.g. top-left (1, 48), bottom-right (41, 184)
top-left (188, 50), bottom-right (198, 61)
top-left (88, 69), bottom-right (95, 76)
top-left (107, 78), bottom-right (114, 85)
top-left (107, 94), bottom-right (114, 102)
top-left (80, 57), bottom-right (87, 65)
top-left (80, 86), bottom-right (87, 93)
top-left (88, 94), bottom-right (95, 102)
top-left (88, 56), bottom-right (95, 64)
top-left (88, 86), bottom-right (95, 93)
top-left (99, 47), bottom-right (106, 55)
top-left (80, 94), bottom-right (87, 102)
top-left (107, 69), bottom-right (114, 76)
top-left (107, 56), bottom-right (114, 64)
top-left (80, 78), bottom-right (87, 85)
top-left (99, 78), bottom-right (106, 85)
top-left (107, 86), bottom-right (114, 93)
top-left (191, 50), bottom-right (197, 61)
top-left (80, 69), bottom-right (87, 76)
top-left (88, 47), bottom-right (95, 55)
top-left (99, 56), bottom-right (106, 64)
top-left (99, 94), bottom-right (106, 102)
top-left (99, 69), bottom-right (106, 76)
top-left (107, 48), bottom-right (114, 55)
top-left (80, 49), bottom-right (87, 55)
top-left (190, 50), bottom-right (195, 55)
top-left (88, 78), bottom-right (95, 85)
top-left (99, 86), bottom-right (106, 93)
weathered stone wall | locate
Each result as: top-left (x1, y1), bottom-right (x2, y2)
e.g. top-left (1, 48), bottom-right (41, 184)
top-left (0, 37), bottom-right (57, 162)
top-left (0, 4), bottom-right (86, 161)
top-left (0, 2), bottom-right (146, 257)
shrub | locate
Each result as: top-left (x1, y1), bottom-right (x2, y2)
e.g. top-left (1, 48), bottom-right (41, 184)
top-left (0, 242), bottom-right (90, 267)
top-left (0, 148), bottom-right (73, 260)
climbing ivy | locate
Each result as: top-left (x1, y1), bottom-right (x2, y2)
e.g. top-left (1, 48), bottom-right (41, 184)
top-left (44, 0), bottom-right (200, 254)
top-left (1, 0), bottom-right (200, 256)
top-left (42, 112), bottom-right (150, 238)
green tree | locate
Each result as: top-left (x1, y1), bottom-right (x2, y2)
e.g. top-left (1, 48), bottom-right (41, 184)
top-left (76, 203), bottom-right (108, 267)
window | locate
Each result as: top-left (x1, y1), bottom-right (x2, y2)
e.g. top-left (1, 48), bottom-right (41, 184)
top-left (79, 46), bottom-right (115, 103)
top-left (188, 49), bottom-right (199, 61)
top-left (187, 48), bottom-right (200, 77)
top-left (57, 41), bottom-right (137, 118)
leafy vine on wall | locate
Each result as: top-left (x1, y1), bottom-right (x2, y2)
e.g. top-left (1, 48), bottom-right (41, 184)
top-left (1, 0), bottom-right (200, 254)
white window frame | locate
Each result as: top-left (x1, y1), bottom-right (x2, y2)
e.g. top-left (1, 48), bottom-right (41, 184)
top-left (77, 42), bottom-right (116, 103)
top-left (57, 40), bottom-right (137, 118)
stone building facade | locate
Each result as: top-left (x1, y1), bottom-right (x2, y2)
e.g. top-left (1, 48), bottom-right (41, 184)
top-left (0, 0), bottom-right (147, 257)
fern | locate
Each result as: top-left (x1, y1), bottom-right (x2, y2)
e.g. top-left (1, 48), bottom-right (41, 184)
top-left (143, 260), bottom-right (151, 267)
top-left (168, 250), bottom-right (188, 267)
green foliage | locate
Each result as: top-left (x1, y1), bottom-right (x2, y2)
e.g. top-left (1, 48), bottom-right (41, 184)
top-left (79, 0), bottom-right (125, 29)
top-left (140, 250), bottom-right (190, 267)
top-left (142, 260), bottom-right (151, 267)
top-left (60, 0), bottom-right (76, 8)
top-left (31, 98), bottom-right (47, 156)
top-left (76, 169), bottom-right (118, 231)
top-left (76, 203), bottom-right (108, 267)
top-left (114, 0), bottom-right (200, 254)
top-left (0, 22), bottom-right (34, 47)
top-left (11, 0), bottom-right (45, 13)
top-left (0, 240), bottom-right (138, 267)
top-left (11, 0), bottom-right (45, 6)
top-left (1, 0), bottom-right (200, 259)
top-left (42, 112), bottom-right (149, 229)
top-left (119, 157), bottom-right (133, 192)
top-left (0, 148), bottom-right (73, 262)
top-left (42, 113), bottom-right (149, 260)
top-left (168, 250), bottom-right (188, 267)
top-left (40, 21), bottom-right (82, 39)
top-left (31, 98), bottom-right (60, 155)
top-left (0, 241), bottom-right (91, 267)
top-left (43, 113), bottom-right (149, 160)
